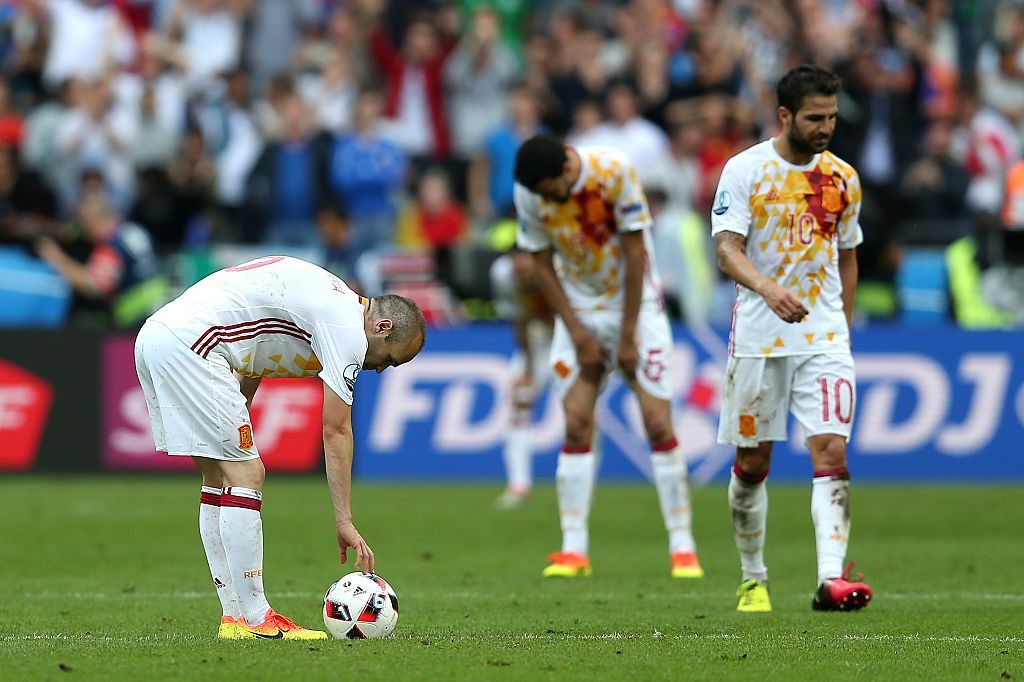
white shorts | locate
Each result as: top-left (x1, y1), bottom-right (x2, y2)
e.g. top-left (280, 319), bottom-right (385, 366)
top-left (549, 306), bottom-right (673, 400)
top-left (135, 319), bottom-right (259, 461)
top-left (717, 352), bottom-right (856, 447)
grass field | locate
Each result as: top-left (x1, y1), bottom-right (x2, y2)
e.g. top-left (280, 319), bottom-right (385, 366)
top-left (1, 476), bottom-right (1021, 681)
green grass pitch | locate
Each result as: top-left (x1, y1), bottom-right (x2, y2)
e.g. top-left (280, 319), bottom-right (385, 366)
top-left (1, 476), bottom-right (1021, 680)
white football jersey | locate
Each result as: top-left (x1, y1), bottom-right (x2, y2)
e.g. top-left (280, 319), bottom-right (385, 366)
top-left (150, 256), bottom-right (368, 404)
top-left (711, 139), bottom-right (863, 357)
top-left (514, 146), bottom-right (662, 312)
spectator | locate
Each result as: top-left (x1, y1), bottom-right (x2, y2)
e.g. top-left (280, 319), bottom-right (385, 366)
top-left (467, 83), bottom-right (543, 225)
top-left (155, 0), bottom-right (246, 95)
top-left (328, 88), bottom-right (407, 269)
top-left (129, 87), bottom-right (179, 171)
top-left (246, 93), bottom-right (330, 247)
top-left (444, 5), bottom-right (518, 160)
top-left (35, 192), bottom-right (163, 327)
top-left (367, 7), bottom-right (457, 159)
top-left (165, 126), bottom-right (217, 246)
top-left (295, 50), bottom-right (358, 135)
top-left (398, 166), bottom-right (467, 293)
top-left (54, 78), bottom-right (137, 212)
top-left (245, 0), bottom-right (319, 92)
top-left (318, 198), bottom-right (354, 280)
top-left (898, 119), bottom-right (971, 236)
top-left (587, 81), bottom-right (671, 187)
top-left (0, 77), bottom-right (25, 148)
top-left (42, 0), bottom-right (136, 90)
top-left (192, 69), bottom-right (263, 242)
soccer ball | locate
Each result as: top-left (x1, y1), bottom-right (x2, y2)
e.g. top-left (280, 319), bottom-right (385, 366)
top-left (322, 572), bottom-right (399, 639)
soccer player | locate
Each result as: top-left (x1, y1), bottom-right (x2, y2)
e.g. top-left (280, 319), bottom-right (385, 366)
top-left (134, 256), bottom-right (426, 639)
top-left (490, 248), bottom-right (555, 508)
top-left (711, 65), bottom-right (872, 613)
top-left (513, 134), bottom-right (702, 579)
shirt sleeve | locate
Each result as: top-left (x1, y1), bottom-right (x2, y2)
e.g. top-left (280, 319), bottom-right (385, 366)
top-left (514, 183), bottom-right (551, 252)
top-left (612, 161), bottom-right (652, 233)
top-left (312, 322), bottom-right (366, 405)
top-left (710, 156), bottom-right (753, 238)
top-left (838, 168), bottom-right (865, 249)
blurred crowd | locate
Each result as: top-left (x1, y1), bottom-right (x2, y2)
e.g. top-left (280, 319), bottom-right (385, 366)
top-left (0, 0), bottom-right (1023, 328)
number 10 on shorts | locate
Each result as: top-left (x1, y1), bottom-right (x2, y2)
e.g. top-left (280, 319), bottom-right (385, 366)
top-left (818, 377), bottom-right (854, 424)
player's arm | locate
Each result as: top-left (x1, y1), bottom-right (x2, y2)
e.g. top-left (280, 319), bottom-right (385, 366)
top-left (529, 248), bottom-right (605, 374)
top-left (236, 373), bottom-right (262, 412)
top-left (617, 230), bottom-right (646, 376)
top-left (322, 383), bottom-right (374, 572)
top-left (714, 230), bottom-right (809, 324)
top-left (838, 247), bottom-right (858, 336)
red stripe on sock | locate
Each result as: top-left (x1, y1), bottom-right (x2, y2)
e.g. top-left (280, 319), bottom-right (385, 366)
top-left (200, 492), bottom-right (221, 506)
top-left (814, 467), bottom-right (850, 480)
top-left (221, 494), bottom-right (262, 511)
top-left (652, 437), bottom-right (679, 453)
top-left (562, 444), bottom-right (592, 455)
top-left (733, 462), bottom-right (768, 485)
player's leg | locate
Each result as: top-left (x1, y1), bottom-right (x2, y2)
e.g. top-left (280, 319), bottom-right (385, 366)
top-left (191, 455), bottom-right (242, 636)
top-left (793, 353), bottom-right (871, 611)
top-left (497, 364), bottom-right (536, 509)
top-left (630, 308), bottom-right (702, 577)
top-left (134, 321), bottom-right (247, 634)
top-left (216, 454), bottom-right (327, 639)
top-left (718, 356), bottom-right (788, 612)
top-left (543, 318), bottom-right (602, 577)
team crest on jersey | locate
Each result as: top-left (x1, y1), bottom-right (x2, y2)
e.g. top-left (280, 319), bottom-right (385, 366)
top-left (238, 424), bottom-right (254, 450)
top-left (821, 185), bottom-right (844, 213)
top-left (713, 190), bottom-right (731, 215)
top-left (344, 363), bottom-right (361, 393)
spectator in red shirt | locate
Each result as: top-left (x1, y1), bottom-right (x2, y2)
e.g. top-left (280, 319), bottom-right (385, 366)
top-left (367, 6), bottom-right (457, 159)
top-left (0, 78), bottom-right (24, 148)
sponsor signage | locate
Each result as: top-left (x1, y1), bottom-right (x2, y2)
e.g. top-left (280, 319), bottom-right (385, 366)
top-left (0, 360), bottom-right (54, 470)
top-left (351, 325), bottom-right (1024, 482)
top-left (102, 335), bottom-right (324, 471)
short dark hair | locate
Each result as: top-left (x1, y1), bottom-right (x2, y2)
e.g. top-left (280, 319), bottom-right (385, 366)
top-left (373, 294), bottom-right (427, 351)
top-left (514, 134), bottom-right (567, 190)
top-left (776, 65), bottom-right (842, 114)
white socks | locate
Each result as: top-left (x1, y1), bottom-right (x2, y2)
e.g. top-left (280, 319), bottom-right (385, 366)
top-left (503, 416), bottom-right (533, 492)
top-left (651, 439), bottom-right (696, 554)
top-left (555, 449), bottom-right (596, 555)
top-left (198, 487), bottom-right (240, 619)
top-left (220, 486), bottom-right (272, 626)
top-left (811, 469), bottom-right (851, 584)
top-left (728, 465), bottom-right (769, 582)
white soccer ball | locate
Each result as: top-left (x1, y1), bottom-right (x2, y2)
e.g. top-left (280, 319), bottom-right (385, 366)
top-left (322, 572), bottom-right (399, 639)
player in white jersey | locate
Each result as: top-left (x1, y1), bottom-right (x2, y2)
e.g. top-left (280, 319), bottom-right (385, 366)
top-left (134, 256), bottom-right (426, 639)
top-left (490, 248), bottom-right (555, 508)
top-left (514, 134), bottom-right (702, 579)
top-left (711, 65), bottom-right (872, 613)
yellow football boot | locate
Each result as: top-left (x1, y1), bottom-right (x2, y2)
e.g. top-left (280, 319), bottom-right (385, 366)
top-left (542, 551), bottom-right (593, 578)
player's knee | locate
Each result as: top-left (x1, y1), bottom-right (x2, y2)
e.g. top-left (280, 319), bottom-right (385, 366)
top-left (563, 411), bottom-right (593, 444)
top-left (643, 415), bottom-right (672, 446)
top-left (814, 437), bottom-right (847, 469)
top-left (223, 458), bottom-right (266, 490)
top-left (735, 445), bottom-right (771, 475)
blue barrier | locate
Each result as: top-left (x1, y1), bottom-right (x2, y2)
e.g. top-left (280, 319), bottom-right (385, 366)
top-left (0, 247), bottom-right (70, 327)
top-left (352, 324), bottom-right (1024, 482)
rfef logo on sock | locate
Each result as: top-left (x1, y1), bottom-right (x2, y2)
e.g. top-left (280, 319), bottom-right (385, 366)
top-left (238, 424), bottom-right (254, 450)
top-left (0, 360), bottom-right (53, 471)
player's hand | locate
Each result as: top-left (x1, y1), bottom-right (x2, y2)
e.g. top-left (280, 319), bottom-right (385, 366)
top-left (762, 281), bottom-right (809, 324)
top-left (336, 521), bottom-right (375, 574)
top-left (617, 335), bottom-right (639, 378)
top-left (512, 373), bottom-right (534, 408)
top-left (573, 333), bottom-right (605, 380)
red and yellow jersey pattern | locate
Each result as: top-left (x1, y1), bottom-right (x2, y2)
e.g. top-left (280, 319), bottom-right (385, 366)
top-left (711, 139), bottom-right (863, 357)
top-left (514, 146), bottom-right (662, 313)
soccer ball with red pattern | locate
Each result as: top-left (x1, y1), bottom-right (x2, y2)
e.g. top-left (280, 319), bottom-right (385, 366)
top-left (322, 572), bottom-right (399, 639)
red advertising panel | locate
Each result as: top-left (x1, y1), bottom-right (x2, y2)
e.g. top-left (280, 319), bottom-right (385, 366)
top-left (102, 335), bottom-right (325, 471)
top-left (0, 360), bottom-right (54, 470)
